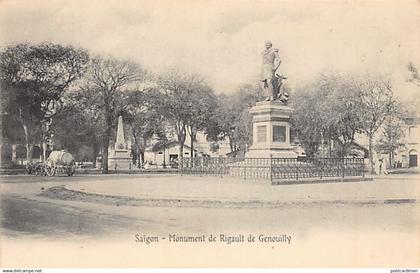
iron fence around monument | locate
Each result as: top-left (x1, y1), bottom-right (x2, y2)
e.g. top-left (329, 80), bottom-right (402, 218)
top-left (180, 157), bottom-right (365, 182)
top-left (271, 157), bottom-right (365, 180)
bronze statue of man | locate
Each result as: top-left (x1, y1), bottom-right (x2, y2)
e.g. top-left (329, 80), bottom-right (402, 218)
top-left (261, 41), bottom-right (283, 101)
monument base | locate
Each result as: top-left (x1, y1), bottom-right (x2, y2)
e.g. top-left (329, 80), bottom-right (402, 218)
top-left (246, 148), bottom-right (298, 158)
top-left (246, 101), bottom-right (298, 159)
top-left (108, 149), bottom-right (132, 170)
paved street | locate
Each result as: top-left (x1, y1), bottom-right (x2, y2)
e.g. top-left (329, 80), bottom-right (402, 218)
top-left (1, 173), bottom-right (419, 267)
top-left (1, 173), bottom-right (419, 239)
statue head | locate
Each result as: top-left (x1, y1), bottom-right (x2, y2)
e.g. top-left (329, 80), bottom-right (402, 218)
top-left (265, 40), bottom-right (272, 49)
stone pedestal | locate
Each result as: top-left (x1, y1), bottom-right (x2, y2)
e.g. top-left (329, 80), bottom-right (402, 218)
top-left (246, 101), bottom-right (297, 158)
top-left (108, 149), bottom-right (132, 170)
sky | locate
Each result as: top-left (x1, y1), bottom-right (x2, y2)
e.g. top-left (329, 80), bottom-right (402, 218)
top-left (1, 0), bottom-right (419, 100)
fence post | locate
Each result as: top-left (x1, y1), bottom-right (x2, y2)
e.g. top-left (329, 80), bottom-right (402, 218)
top-left (296, 160), bottom-right (299, 180)
top-left (362, 159), bottom-right (365, 178)
top-left (244, 161), bottom-right (247, 180)
top-left (220, 158), bottom-right (223, 178)
top-left (269, 155), bottom-right (273, 183)
top-left (342, 158), bottom-right (345, 178)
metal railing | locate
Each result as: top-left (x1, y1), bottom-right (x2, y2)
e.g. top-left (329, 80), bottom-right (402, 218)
top-left (180, 157), bottom-right (365, 182)
top-left (271, 157), bottom-right (365, 180)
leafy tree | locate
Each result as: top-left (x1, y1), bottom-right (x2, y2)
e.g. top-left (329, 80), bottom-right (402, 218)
top-left (1, 86), bottom-right (25, 145)
top-left (208, 83), bottom-right (264, 157)
top-left (375, 115), bottom-right (406, 168)
top-left (185, 80), bottom-right (217, 158)
top-left (356, 78), bottom-right (395, 173)
top-left (49, 91), bottom-right (103, 167)
top-left (209, 142), bottom-right (220, 153)
top-left (0, 43), bottom-right (89, 161)
top-left (205, 94), bottom-right (236, 152)
top-left (292, 74), bottom-right (364, 158)
top-left (229, 108), bottom-right (252, 157)
top-left (157, 69), bottom-right (204, 162)
top-left (291, 86), bottom-right (324, 157)
top-left (124, 87), bottom-right (166, 168)
top-left (321, 76), bottom-right (363, 157)
top-left (82, 56), bottom-right (146, 173)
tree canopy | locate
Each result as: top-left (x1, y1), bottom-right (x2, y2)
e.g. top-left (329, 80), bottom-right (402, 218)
top-left (0, 43), bottom-right (89, 160)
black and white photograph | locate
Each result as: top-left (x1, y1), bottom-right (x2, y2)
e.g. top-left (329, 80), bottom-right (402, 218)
top-left (0, 0), bottom-right (419, 270)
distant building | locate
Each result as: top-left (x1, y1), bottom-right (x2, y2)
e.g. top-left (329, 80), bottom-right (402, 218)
top-left (352, 116), bottom-right (420, 170)
top-left (144, 141), bottom-right (202, 168)
top-left (143, 132), bottom-right (234, 167)
top-left (394, 117), bottom-right (419, 168)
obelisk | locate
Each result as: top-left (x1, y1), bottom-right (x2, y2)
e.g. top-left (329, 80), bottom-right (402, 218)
top-left (108, 115), bottom-right (132, 169)
top-left (115, 115), bottom-right (125, 150)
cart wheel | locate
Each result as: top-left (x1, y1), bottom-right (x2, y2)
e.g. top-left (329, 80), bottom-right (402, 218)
top-left (45, 166), bottom-right (56, 176)
top-left (66, 165), bottom-right (75, 176)
top-left (34, 165), bottom-right (43, 176)
top-left (26, 164), bottom-right (33, 175)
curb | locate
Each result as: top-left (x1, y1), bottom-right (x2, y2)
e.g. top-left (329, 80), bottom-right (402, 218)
top-left (272, 177), bottom-right (373, 185)
top-left (40, 186), bottom-right (418, 209)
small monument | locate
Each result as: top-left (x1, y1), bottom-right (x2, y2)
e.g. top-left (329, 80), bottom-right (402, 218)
top-left (108, 116), bottom-right (132, 169)
top-left (246, 41), bottom-right (297, 158)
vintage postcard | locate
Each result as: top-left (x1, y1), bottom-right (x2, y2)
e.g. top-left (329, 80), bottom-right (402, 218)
top-left (0, 0), bottom-right (419, 271)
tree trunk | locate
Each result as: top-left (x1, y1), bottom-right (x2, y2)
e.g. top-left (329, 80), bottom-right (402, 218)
top-left (130, 124), bottom-right (140, 167)
top-left (92, 138), bottom-right (98, 168)
top-left (131, 145), bottom-right (136, 165)
top-left (102, 134), bottom-right (109, 174)
top-left (102, 114), bottom-right (111, 174)
top-left (133, 145), bottom-right (140, 168)
top-left (228, 136), bottom-right (235, 156)
top-left (163, 147), bottom-right (166, 167)
top-left (341, 142), bottom-right (348, 158)
top-left (138, 137), bottom-right (147, 168)
top-left (190, 132), bottom-right (194, 158)
top-left (368, 135), bottom-right (375, 174)
top-left (92, 154), bottom-right (97, 169)
top-left (139, 150), bottom-right (144, 168)
top-left (102, 102), bottom-right (113, 174)
top-left (179, 144), bottom-right (184, 162)
top-left (389, 151), bottom-right (393, 169)
top-left (189, 130), bottom-right (198, 167)
top-left (177, 123), bottom-right (186, 163)
top-left (337, 140), bottom-right (349, 158)
top-left (22, 124), bottom-right (33, 162)
top-left (26, 143), bottom-right (33, 162)
top-left (328, 139), bottom-right (332, 157)
top-left (40, 129), bottom-right (46, 162)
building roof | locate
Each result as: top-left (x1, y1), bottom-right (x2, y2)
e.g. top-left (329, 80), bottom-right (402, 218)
top-left (147, 140), bottom-right (201, 154)
top-left (350, 141), bottom-right (369, 152)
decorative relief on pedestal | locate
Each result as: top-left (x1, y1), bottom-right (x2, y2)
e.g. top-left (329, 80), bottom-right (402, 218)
top-left (257, 125), bottom-right (267, 143)
top-left (273, 125), bottom-right (286, 142)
